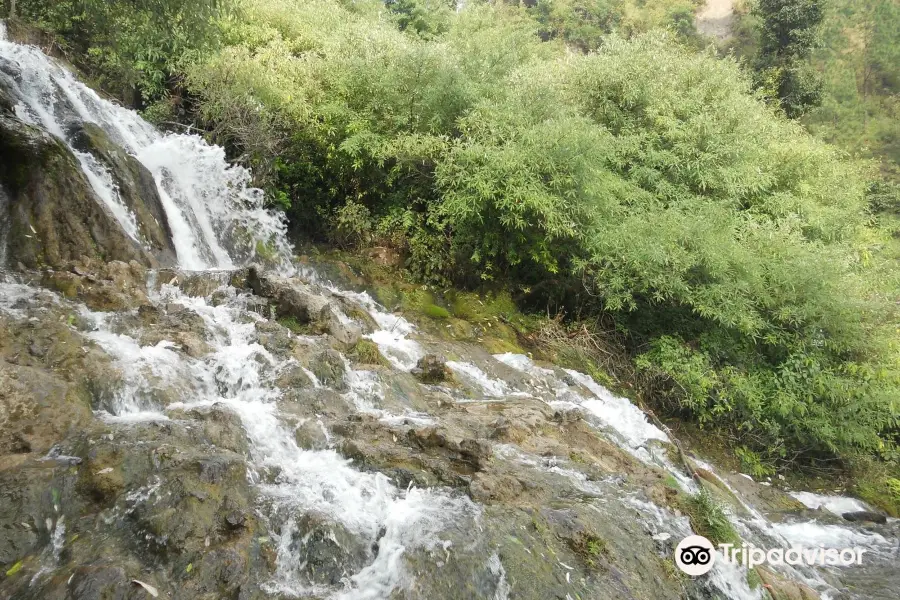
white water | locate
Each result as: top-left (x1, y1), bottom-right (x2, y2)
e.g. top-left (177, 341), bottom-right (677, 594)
top-left (82, 284), bottom-right (477, 597)
top-left (327, 288), bottom-right (424, 371)
top-left (790, 491), bottom-right (872, 516)
top-left (491, 353), bottom-right (668, 451)
top-left (2, 27), bottom-right (896, 600)
top-left (446, 361), bottom-right (512, 397)
top-left (0, 33), bottom-right (290, 271)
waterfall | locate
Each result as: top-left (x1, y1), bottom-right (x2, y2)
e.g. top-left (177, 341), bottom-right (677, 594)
top-left (1, 23), bottom-right (896, 600)
top-left (0, 27), bottom-right (292, 271)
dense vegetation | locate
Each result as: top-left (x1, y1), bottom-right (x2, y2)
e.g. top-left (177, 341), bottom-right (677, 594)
top-left (4, 0), bottom-right (898, 485)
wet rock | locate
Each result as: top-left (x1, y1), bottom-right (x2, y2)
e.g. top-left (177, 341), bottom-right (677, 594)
top-left (275, 364), bottom-right (313, 393)
top-left (284, 512), bottom-right (371, 586)
top-left (67, 565), bottom-right (134, 600)
top-left (842, 510), bottom-right (887, 524)
top-left (69, 123), bottom-right (177, 266)
top-left (247, 268), bottom-right (361, 345)
top-left (80, 446), bottom-right (125, 504)
top-left (293, 418), bottom-right (330, 450)
top-left (757, 565), bottom-right (821, 600)
top-left (0, 362), bottom-right (94, 456)
top-left (411, 354), bottom-right (451, 383)
top-left (0, 111), bottom-right (154, 269)
top-left (469, 472), bottom-right (525, 503)
top-left (406, 426), bottom-right (491, 471)
top-left (254, 320), bottom-right (294, 357)
top-left (42, 260), bottom-right (151, 311)
top-left (309, 349), bottom-right (347, 391)
top-left (114, 437), bottom-right (255, 561)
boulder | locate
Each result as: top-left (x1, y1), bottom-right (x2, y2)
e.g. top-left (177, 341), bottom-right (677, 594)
top-left (247, 267), bottom-right (361, 345)
top-left (411, 354), bottom-right (451, 383)
top-left (0, 112), bottom-right (155, 269)
top-left (842, 510), bottom-right (887, 524)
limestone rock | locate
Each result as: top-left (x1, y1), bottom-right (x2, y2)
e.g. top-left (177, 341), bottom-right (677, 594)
top-left (69, 123), bottom-right (177, 266)
top-left (247, 267), bottom-right (361, 345)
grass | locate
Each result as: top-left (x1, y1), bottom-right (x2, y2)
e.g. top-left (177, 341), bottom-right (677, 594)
top-left (277, 316), bottom-right (307, 334)
top-left (350, 339), bottom-right (389, 366)
top-left (569, 532), bottom-right (608, 568)
top-left (679, 488), bottom-right (740, 546)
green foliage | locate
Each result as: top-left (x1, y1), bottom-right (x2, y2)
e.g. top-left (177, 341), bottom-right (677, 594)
top-left (803, 0), bottom-right (900, 180)
top-left (752, 0), bottom-right (825, 117)
top-left (16, 0), bottom-right (228, 102)
top-left (350, 339), bottom-right (389, 366)
top-left (682, 488), bottom-right (740, 546)
top-left (180, 3), bottom-right (898, 463)
top-left (735, 447), bottom-right (777, 479)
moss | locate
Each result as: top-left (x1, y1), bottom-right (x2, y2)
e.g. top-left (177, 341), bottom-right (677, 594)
top-left (447, 290), bottom-right (517, 323)
top-left (421, 303), bottom-right (450, 319)
top-left (857, 473), bottom-right (900, 518)
top-left (660, 555), bottom-right (686, 581)
top-left (277, 316), bottom-right (308, 334)
top-left (481, 334), bottom-right (524, 355)
top-left (746, 567), bottom-right (763, 589)
top-left (350, 339), bottom-right (388, 366)
top-left (568, 532), bottom-right (608, 568)
top-left (663, 474), bottom-right (681, 490)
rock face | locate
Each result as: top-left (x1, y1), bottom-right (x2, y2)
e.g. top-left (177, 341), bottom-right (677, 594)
top-left (247, 267), bottom-right (362, 345)
top-left (69, 123), bottom-right (178, 266)
top-left (0, 111), bottom-right (155, 269)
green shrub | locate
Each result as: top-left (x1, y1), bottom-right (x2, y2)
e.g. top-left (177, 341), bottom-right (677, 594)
top-left (178, 1), bottom-right (898, 464)
top-left (16, 0), bottom-right (228, 102)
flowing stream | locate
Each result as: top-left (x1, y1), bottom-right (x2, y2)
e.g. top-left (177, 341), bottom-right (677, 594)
top-left (0, 22), bottom-right (896, 600)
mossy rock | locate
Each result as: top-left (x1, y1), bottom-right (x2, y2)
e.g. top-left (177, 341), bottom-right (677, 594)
top-left (349, 339), bottom-right (388, 366)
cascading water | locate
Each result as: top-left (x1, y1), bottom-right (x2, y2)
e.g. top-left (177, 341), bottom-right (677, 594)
top-left (1, 23), bottom-right (897, 600)
top-left (0, 26), bottom-right (291, 271)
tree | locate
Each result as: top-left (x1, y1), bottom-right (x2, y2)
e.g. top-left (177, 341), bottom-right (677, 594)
top-left (753, 0), bottom-right (825, 118)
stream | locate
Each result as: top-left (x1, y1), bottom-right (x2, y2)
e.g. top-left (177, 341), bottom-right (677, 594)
top-left (0, 22), bottom-right (896, 600)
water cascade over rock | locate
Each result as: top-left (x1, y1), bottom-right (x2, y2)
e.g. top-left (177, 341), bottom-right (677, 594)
top-left (0, 21), bottom-right (897, 600)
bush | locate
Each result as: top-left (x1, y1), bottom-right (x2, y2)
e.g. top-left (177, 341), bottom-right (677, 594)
top-left (180, 1), bottom-right (897, 464)
top-left (16, 0), bottom-right (228, 103)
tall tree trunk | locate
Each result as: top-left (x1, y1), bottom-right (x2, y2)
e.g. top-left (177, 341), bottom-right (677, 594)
top-left (9, 0), bottom-right (15, 19)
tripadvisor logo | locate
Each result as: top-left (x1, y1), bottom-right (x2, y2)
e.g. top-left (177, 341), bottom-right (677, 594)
top-left (675, 535), bottom-right (716, 575)
top-left (674, 535), bottom-right (869, 575)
